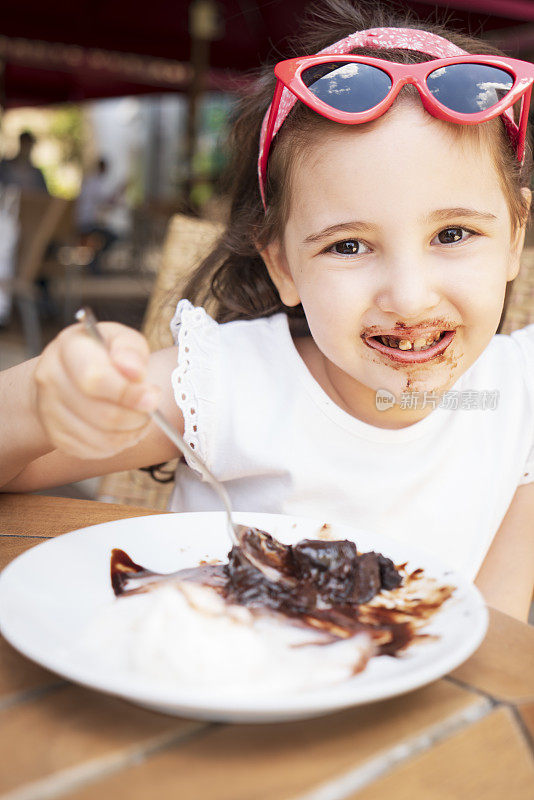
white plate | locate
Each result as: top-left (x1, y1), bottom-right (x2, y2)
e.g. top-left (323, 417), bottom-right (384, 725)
top-left (0, 511), bottom-right (488, 723)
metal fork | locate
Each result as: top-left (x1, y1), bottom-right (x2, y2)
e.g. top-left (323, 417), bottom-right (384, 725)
top-left (75, 307), bottom-right (294, 587)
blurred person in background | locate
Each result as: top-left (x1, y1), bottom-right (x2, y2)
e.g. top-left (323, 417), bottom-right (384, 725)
top-left (0, 130), bottom-right (49, 326)
top-left (0, 131), bottom-right (49, 194)
top-left (76, 157), bottom-right (125, 274)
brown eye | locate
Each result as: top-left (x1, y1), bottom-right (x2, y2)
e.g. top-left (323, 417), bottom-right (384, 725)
top-left (437, 227), bottom-right (465, 244)
top-left (332, 240), bottom-right (362, 255)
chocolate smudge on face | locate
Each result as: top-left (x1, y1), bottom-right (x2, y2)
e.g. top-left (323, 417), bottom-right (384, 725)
top-left (364, 324), bottom-right (460, 389)
top-left (111, 529), bottom-right (454, 659)
top-left (362, 319), bottom-right (458, 339)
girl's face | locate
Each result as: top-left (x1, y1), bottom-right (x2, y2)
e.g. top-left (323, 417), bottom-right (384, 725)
top-left (264, 103), bottom-right (529, 427)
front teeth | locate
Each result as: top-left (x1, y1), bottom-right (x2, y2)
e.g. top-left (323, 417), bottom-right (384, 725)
top-left (412, 337), bottom-right (429, 351)
top-left (379, 333), bottom-right (443, 351)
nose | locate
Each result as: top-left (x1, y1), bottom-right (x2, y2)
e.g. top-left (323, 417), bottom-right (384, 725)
top-left (374, 256), bottom-right (441, 320)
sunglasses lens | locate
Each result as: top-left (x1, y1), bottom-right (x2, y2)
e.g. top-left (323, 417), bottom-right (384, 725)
top-left (427, 63), bottom-right (514, 113)
top-left (301, 62), bottom-right (392, 113)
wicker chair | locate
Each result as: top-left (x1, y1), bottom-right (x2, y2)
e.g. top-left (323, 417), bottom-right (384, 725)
top-left (97, 213), bottom-right (222, 509)
top-left (499, 246), bottom-right (534, 335)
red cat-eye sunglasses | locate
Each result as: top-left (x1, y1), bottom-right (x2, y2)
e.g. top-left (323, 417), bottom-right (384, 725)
top-left (258, 52), bottom-right (533, 207)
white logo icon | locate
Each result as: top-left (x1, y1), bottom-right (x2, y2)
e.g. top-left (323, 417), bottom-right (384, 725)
top-left (375, 389), bottom-right (395, 411)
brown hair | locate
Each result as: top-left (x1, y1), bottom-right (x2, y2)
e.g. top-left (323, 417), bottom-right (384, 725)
top-left (182, 0), bottom-right (533, 328)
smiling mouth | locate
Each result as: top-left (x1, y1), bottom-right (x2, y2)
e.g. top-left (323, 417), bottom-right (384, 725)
top-left (364, 331), bottom-right (456, 363)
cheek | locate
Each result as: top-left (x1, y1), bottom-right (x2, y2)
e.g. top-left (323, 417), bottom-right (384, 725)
top-left (296, 269), bottom-right (364, 328)
top-left (445, 254), bottom-right (508, 321)
top-left (295, 271), bottom-right (367, 361)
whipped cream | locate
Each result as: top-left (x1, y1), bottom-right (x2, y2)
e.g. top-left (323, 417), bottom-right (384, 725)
top-left (74, 581), bottom-right (374, 695)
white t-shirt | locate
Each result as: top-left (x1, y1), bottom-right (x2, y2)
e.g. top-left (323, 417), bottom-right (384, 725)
top-left (169, 300), bottom-right (534, 580)
top-left (75, 175), bottom-right (111, 228)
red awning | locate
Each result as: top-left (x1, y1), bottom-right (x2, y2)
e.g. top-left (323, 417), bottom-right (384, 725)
top-left (410, 0), bottom-right (534, 21)
top-left (0, 0), bottom-right (532, 107)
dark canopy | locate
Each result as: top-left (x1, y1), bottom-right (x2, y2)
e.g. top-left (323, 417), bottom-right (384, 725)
top-left (1, 0), bottom-right (533, 107)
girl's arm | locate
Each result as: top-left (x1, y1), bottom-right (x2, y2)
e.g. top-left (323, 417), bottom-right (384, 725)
top-left (475, 481), bottom-right (534, 622)
top-left (0, 323), bottom-right (183, 493)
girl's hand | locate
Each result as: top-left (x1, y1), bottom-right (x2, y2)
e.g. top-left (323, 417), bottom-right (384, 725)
top-left (33, 322), bottom-right (161, 460)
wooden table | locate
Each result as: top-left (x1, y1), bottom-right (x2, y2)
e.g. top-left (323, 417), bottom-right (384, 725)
top-left (1, 493), bottom-right (533, 800)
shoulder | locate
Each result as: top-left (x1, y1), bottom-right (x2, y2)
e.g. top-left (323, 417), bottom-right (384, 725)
top-left (169, 301), bottom-right (297, 421)
top-left (494, 325), bottom-right (534, 393)
top-left (490, 323), bottom-right (534, 360)
top-left (463, 325), bottom-right (534, 392)
top-left (504, 323), bottom-right (534, 363)
top-left (170, 300), bottom-right (290, 354)
top-left (220, 314), bottom-right (291, 360)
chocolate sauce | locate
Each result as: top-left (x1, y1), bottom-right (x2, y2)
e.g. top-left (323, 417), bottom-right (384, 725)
top-left (110, 528), bottom-right (453, 658)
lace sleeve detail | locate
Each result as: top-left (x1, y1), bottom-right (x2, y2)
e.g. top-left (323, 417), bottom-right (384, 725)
top-left (170, 300), bottom-right (219, 476)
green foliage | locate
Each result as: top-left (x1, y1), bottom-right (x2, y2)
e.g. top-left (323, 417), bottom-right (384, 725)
top-left (47, 106), bottom-right (85, 165)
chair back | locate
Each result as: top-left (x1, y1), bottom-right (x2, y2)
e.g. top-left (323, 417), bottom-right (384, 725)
top-left (16, 192), bottom-right (71, 286)
top-left (142, 213), bottom-right (223, 349)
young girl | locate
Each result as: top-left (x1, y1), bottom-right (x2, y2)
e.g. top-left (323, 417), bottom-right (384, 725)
top-left (2, 1), bottom-right (534, 621)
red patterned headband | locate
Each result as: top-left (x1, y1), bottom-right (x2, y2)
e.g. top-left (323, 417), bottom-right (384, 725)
top-left (258, 27), bottom-right (518, 206)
